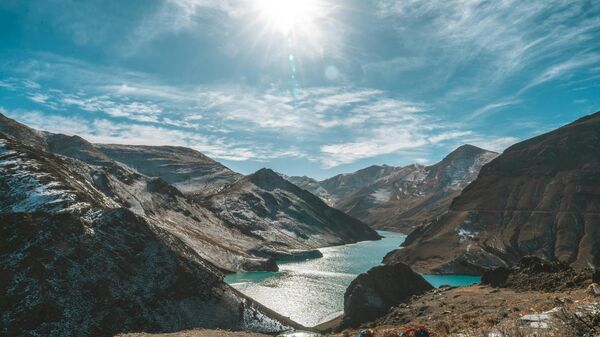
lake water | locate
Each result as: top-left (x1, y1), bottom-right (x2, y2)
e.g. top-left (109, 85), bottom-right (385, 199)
top-left (225, 231), bottom-right (480, 327)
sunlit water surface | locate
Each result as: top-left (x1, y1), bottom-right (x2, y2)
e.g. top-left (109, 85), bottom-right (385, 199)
top-left (225, 231), bottom-right (480, 327)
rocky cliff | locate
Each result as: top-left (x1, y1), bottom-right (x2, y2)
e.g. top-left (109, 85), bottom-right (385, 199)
top-left (385, 111), bottom-right (600, 274)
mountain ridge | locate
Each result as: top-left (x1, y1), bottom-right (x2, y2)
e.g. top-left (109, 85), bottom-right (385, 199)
top-left (384, 111), bottom-right (600, 274)
top-left (0, 113), bottom-right (378, 273)
top-left (0, 132), bottom-right (301, 335)
top-left (287, 144), bottom-right (498, 233)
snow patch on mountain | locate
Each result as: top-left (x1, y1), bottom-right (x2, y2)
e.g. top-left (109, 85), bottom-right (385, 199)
top-left (0, 139), bottom-right (87, 213)
top-left (370, 188), bottom-right (392, 204)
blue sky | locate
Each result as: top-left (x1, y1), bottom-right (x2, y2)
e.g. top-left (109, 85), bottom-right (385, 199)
top-left (0, 0), bottom-right (598, 179)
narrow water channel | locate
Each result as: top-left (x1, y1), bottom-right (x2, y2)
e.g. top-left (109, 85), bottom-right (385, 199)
top-left (225, 231), bottom-right (480, 327)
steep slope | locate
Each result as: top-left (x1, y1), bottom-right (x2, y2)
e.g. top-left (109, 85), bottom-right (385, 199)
top-left (0, 114), bottom-right (274, 272)
top-left (0, 134), bottom-right (296, 336)
top-left (0, 113), bottom-right (114, 166)
top-left (288, 146), bottom-right (497, 233)
top-left (95, 144), bottom-right (242, 195)
top-left (321, 165), bottom-right (399, 205)
top-left (338, 145), bottom-right (497, 232)
top-left (385, 111), bottom-right (600, 274)
top-left (201, 168), bottom-right (381, 254)
top-left (0, 113), bottom-right (379, 272)
top-left (285, 175), bottom-right (335, 205)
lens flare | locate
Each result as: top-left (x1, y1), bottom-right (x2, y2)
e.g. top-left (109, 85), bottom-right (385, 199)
top-left (256, 0), bottom-right (322, 35)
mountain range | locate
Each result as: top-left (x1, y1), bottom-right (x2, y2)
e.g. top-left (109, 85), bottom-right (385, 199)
top-left (385, 111), bottom-right (600, 274)
top-left (0, 112), bottom-right (378, 335)
top-left (0, 131), bottom-right (298, 335)
top-left (0, 113), bottom-right (379, 272)
top-left (287, 145), bottom-right (497, 233)
top-left (3, 108), bottom-right (600, 335)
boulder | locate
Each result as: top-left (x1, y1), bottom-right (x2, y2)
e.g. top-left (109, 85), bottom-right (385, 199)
top-left (481, 266), bottom-right (510, 287)
top-left (593, 269), bottom-right (600, 284)
top-left (341, 262), bottom-right (433, 328)
top-left (587, 283), bottom-right (600, 297)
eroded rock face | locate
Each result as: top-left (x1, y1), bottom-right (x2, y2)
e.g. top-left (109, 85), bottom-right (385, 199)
top-left (385, 111), bottom-right (600, 274)
top-left (341, 262), bottom-right (433, 328)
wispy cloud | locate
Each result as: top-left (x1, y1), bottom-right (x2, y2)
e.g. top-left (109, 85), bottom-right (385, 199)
top-left (469, 136), bottom-right (520, 153)
top-left (374, 0), bottom-right (600, 103)
top-left (1, 73), bottom-right (498, 169)
top-left (319, 128), bottom-right (477, 168)
top-left (2, 109), bottom-right (305, 162)
top-left (468, 98), bottom-right (521, 121)
top-left (521, 53), bottom-right (600, 93)
top-left (3, 0), bottom-right (597, 176)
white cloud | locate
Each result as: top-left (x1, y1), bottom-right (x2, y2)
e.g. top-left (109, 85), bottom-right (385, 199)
top-left (468, 98), bottom-right (521, 121)
top-left (3, 109), bottom-right (305, 163)
top-left (319, 127), bottom-right (476, 168)
top-left (469, 136), bottom-right (520, 153)
top-left (521, 53), bottom-right (600, 93)
top-left (1, 74), bottom-right (506, 168)
top-left (374, 0), bottom-right (600, 101)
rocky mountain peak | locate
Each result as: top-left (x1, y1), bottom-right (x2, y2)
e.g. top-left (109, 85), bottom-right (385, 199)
top-left (247, 168), bottom-right (290, 190)
top-left (442, 144), bottom-right (492, 160)
top-left (286, 144), bottom-right (497, 233)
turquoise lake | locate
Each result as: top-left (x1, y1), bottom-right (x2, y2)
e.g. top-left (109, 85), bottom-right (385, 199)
top-left (225, 231), bottom-right (480, 327)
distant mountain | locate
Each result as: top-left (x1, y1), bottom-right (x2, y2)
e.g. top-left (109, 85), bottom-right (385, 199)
top-left (286, 175), bottom-right (335, 205)
top-left (384, 111), bottom-right (600, 274)
top-left (0, 132), bottom-right (296, 336)
top-left (200, 168), bottom-right (381, 254)
top-left (95, 144), bottom-right (242, 195)
top-left (0, 113), bottom-right (377, 273)
top-left (287, 145), bottom-right (497, 233)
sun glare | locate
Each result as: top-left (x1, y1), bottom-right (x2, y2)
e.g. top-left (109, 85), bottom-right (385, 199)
top-left (256, 0), bottom-right (322, 35)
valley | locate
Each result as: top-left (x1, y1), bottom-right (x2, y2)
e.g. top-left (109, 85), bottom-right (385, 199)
top-left (1, 110), bottom-right (599, 337)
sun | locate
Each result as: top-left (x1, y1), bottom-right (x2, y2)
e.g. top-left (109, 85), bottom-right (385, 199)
top-left (256, 0), bottom-right (322, 36)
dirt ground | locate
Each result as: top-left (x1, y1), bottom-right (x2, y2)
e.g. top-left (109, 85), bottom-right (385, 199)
top-left (328, 285), bottom-right (599, 337)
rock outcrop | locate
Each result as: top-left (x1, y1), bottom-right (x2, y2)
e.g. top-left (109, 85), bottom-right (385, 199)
top-left (288, 145), bottom-right (497, 233)
top-left (481, 256), bottom-right (592, 292)
top-left (385, 111), bottom-right (600, 274)
top-left (341, 262), bottom-right (433, 328)
top-left (481, 267), bottom-right (511, 288)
